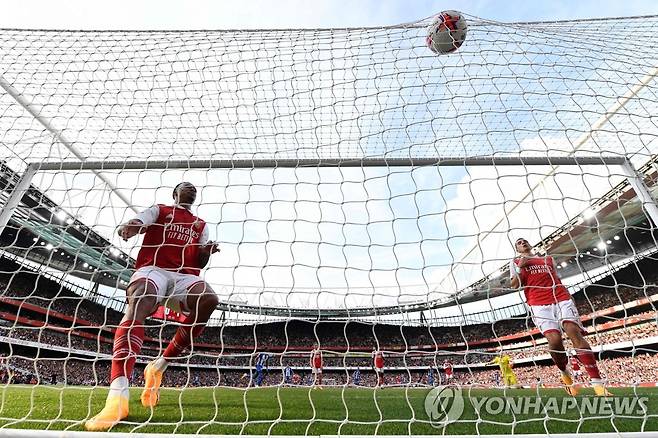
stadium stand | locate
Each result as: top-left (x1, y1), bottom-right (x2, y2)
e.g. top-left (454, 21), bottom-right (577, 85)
top-left (0, 251), bottom-right (656, 389)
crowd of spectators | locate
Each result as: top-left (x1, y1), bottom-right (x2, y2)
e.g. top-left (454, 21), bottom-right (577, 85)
top-left (1, 256), bottom-right (658, 353)
top-left (1, 352), bottom-right (657, 389)
top-left (0, 255), bottom-right (657, 388)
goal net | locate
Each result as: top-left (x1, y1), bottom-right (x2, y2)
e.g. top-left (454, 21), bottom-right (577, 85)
top-left (0, 12), bottom-right (657, 437)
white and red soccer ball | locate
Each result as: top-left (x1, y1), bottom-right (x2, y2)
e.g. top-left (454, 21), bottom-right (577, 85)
top-left (425, 11), bottom-right (468, 54)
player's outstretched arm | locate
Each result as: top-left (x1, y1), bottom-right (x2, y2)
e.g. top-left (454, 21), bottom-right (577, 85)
top-left (118, 205), bottom-right (158, 241)
top-left (117, 219), bottom-right (146, 241)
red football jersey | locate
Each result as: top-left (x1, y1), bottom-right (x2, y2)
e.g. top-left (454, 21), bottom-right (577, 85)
top-left (444, 362), bottom-right (453, 375)
top-left (373, 351), bottom-right (384, 368)
top-left (515, 256), bottom-right (571, 306)
top-left (311, 349), bottom-right (323, 368)
top-left (135, 205), bottom-right (207, 276)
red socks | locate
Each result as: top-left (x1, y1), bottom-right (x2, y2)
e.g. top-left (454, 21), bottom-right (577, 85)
top-left (577, 350), bottom-right (602, 379)
top-left (163, 315), bottom-right (206, 359)
top-left (550, 350), bottom-right (568, 372)
top-left (110, 320), bottom-right (145, 382)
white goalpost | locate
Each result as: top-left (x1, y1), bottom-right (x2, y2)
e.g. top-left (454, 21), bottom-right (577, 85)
top-left (0, 11), bottom-right (658, 438)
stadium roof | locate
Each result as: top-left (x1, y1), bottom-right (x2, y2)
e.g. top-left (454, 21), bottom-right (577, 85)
top-left (0, 161), bottom-right (133, 289)
top-left (450, 157), bottom-right (658, 307)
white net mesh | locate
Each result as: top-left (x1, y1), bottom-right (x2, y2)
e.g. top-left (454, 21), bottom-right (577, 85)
top-left (0, 13), bottom-right (657, 436)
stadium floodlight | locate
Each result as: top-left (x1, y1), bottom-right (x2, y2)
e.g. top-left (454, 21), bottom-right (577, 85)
top-left (0, 12), bottom-right (657, 438)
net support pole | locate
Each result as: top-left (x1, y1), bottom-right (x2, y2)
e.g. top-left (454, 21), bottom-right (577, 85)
top-left (0, 75), bottom-right (138, 214)
top-left (0, 163), bottom-right (37, 238)
top-left (620, 158), bottom-right (658, 227)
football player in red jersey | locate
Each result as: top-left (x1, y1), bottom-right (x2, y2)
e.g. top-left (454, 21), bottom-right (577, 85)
top-left (372, 348), bottom-right (385, 387)
top-left (570, 351), bottom-right (583, 380)
top-left (86, 182), bottom-right (220, 431)
top-left (510, 237), bottom-right (610, 396)
top-left (443, 360), bottom-right (454, 383)
top-left (310, 344), bottom-right (323, 388)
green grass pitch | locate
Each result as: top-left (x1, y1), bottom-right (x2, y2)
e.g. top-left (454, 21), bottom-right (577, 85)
top-left (0, 385), bottom-right (656, 435)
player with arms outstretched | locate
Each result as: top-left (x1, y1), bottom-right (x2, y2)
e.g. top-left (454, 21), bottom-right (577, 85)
top-left (510, 237), bottom-right (610, 396)
top-left (372, 348), bottom-right (385, 387)
top-left (85, 182), bottom-right (220, 431)
top-left (310, 344), bottom-right (323, 388)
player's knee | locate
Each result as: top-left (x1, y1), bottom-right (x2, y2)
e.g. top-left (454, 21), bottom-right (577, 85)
top-left (207, 293), bottom-right (219, 308)
top-left (199, 291), bottom-right (219, 311)
top-left (132, 297), bottom-right (157, 319)
top-left (127, 281), bottom-right (157, 302)
top-left (126, 284), bottom-right (158, 316)
top-left (563, 322), bottom-right (583, 338)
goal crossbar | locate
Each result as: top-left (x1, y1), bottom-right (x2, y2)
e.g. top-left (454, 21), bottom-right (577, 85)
top-left (29, 155), bottom-right (627, 171)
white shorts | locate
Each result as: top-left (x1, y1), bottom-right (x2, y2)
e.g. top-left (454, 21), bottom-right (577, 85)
top-left (312, 367), bottom-right (323, 374)
top-left (129, 266), bottom-right (206, 314)
top-left (445, 373), bottom-right (453, 380)
top-left (529, 300), bottom-right (585, 335)
top-left (374, 366), bottom-right (384, 373)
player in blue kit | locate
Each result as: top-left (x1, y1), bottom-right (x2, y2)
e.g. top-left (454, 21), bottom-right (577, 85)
top-left (352, 368), bottom-right (361, 386)
top-left (255, 352), bottom-right (269, 387)
top-left (283, 365), bottom-right (293, 385)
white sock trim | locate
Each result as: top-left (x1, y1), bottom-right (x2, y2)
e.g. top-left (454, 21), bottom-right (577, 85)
top-left (108, 376), bottom-right (129, 400)
top-left (153, 356), bottom-right (169, 373)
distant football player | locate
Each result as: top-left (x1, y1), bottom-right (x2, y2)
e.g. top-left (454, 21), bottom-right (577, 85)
top-left (490, 354), bottom-right (517, 387)
top-left (255, 352), bottom-right (270, 387)
top-left (372, 348), bottom-right (385, 387)
top-left (310, 344), bottom-right (323, 388)
top-left (352, 368), bottom-right (361, 386)
top-left (427, 367), bottom-right (435, 386)
top-left (284, 365), bottom-right (293, 385)
top-left (443, 360), bottom-right (454, 383)
top-left (570, 350), bottom-right (583, 380)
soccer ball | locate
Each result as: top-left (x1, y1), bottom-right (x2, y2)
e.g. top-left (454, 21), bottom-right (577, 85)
top-left (425, 11), bottom-right (468, 54)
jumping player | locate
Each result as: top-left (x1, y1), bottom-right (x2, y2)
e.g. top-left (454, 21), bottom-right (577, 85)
top-left (510, 237), bottom-right (610, 396)
top-left (85, 182), bottom-right (220, 431)
top-left (372, 348), bottom-right (385, 387)
top-left (310, 344), bottom-right (323, 388)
